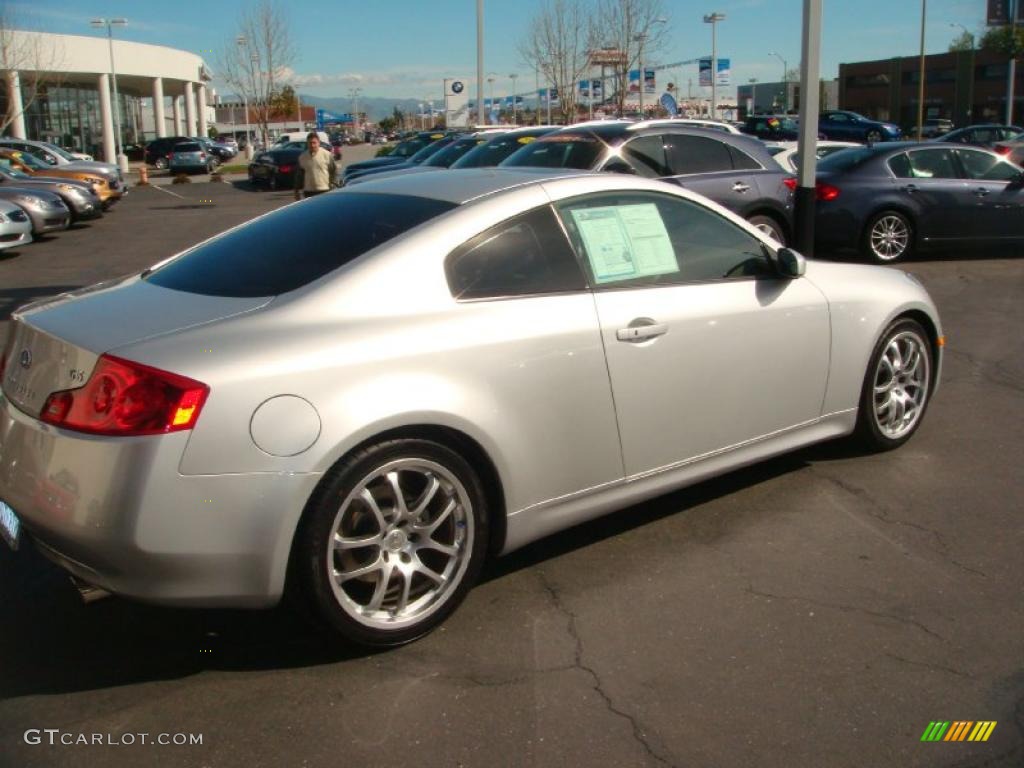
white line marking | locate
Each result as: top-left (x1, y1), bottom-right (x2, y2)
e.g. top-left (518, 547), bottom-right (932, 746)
top-left (150, 184), bottom-right (186, 199)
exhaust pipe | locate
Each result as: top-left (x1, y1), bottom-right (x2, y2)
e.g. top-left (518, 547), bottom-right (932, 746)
top-left (70, 576), bottom-right (110, 604)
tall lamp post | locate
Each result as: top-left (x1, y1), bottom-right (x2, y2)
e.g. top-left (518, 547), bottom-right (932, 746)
top-left (1008, 0), bottom-right (1019, 125)
top-left (90, 18), bottom-right (128, 174)
top-left (235, 36), bottom-right (253, 158)
top-left (768, 51), bottom-right (787, 112)
top-left (509, 73), bottom-right (519, 124)
top-left (634, 17), bottom-right (666, 118)
top-left (917, 0), bottom-right (927, 140)
top-left (477, 0), bottom-right (485, 126)
top-left (704, 12), bottom-right (726, 119)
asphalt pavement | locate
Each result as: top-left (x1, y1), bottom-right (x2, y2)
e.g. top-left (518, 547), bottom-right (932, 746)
top-left (0, 177), bottom-right (1021, 768)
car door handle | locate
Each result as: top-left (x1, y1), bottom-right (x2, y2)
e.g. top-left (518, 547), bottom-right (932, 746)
top-left (616, 322), bottom-right (669, 342)
top-left (732, 182), bottom-right (751, 193)
top-left (974, 187), bottom-right (990, 197)
top-left (901, 184), bottom-right (918, 193)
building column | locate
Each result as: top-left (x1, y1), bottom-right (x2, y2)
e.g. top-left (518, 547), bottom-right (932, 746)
top-left (152, 77), bottom-right (166, 138)
top-left (172, 95), bottom-right (183, 135)
top-left (183, 81), bottom-right (197, 136)
top-left (98, 73), bottom-right (116, 164)
top-left (197, 83), bottom-right (208, 137)
top-left (6, 71), bottom-right (26, 139)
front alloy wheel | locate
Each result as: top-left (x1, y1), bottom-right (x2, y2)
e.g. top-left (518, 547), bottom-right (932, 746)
top-left (855, 319), bottom-right (933, 450)
top-left (293, 439), bottom-right (488, 646)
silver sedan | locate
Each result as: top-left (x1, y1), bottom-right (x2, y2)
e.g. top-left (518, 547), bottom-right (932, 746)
top-left (0, 170), bottom-right (942, 646)
top-left (0, 198), bottom-right (33, 251)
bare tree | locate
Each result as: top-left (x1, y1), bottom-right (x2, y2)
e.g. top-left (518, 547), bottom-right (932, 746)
top-left (216, 0), bottom-right (296, 145)
top-left (595, 0), bottom-right (670, 117)
top-left (518, 0), bottom-right (596, 123)
top-left (0, 7), bottom-right (65, 136)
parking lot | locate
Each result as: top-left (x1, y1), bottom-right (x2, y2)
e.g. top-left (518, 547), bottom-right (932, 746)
top-left (0, 181), bottom-right (1021, 768)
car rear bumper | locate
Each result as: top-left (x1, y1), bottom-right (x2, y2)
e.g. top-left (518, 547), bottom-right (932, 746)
top-left (0, 394), bottom-right (321, 607)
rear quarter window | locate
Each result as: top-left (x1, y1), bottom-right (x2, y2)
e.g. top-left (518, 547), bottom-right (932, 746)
top-left (145, 192), bottom-right (457, 297)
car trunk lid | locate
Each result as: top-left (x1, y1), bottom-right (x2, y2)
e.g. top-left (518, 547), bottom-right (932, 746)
top-left (2, 277), bottom-right (270, 419)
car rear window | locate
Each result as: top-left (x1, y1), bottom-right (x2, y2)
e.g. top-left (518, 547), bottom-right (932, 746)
top-left (145, 192), bottom-right (457, 297)
top-left (816, 146), bottom-right (877, 172)
top-left (501, 132), bottom-right (605, 169)
top-left (174, 143), bottom-right (201, 152)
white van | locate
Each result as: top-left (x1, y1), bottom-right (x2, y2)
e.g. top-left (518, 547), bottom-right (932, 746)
top-left (273, 131), bottom-right (330, 146)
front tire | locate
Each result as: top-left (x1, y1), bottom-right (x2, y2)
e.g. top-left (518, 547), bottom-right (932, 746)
top-left (863, 210), bottom-right (913, 264)
top-left (292, 439), bottom-right (489, 647)
top-left (866, 129), bottom-right (883, 144)
top-left (854, 318), bottom-right (933, 451)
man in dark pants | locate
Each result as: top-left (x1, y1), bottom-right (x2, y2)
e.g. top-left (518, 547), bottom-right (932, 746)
top-left (294, 132), bottom-right (337, 200)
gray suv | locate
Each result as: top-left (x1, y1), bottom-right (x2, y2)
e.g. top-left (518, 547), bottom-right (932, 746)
top-left (500, 122), bottom-right (795, 244)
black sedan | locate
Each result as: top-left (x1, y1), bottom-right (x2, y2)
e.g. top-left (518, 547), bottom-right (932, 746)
top-left (340, 131), bottom-right (449, 183)
top-left (247, 143), bottom-right (306, 190)
top-left (814, 141), bottom-right (1024, 263)
top-left (932, 123), bottom-right (1022, 148)
top-left (341, 134), bottom-right (463, 185)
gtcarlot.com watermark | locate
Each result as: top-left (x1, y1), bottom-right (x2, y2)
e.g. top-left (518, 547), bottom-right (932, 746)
top-left (24, 729), bottom-right (203, 747)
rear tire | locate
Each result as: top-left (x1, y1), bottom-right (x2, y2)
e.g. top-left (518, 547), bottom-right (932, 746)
top-left (863, 210), bottom-right (913, 264)
top-left (854, 318), bottom-right (933, 452)
top-left (748, 214), bottom-right (787, 245)
top-left (153, 157), bottom-right (167, 170)
top-left (865, 129), bottom-right (883, 144)
top-left (291, 439), bottom-right (489, 647)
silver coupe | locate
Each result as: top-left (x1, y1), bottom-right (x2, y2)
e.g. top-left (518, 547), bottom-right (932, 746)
top-left (0, 170), bottom-right (942, 646)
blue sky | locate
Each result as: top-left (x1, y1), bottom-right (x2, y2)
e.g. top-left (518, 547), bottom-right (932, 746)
top-left (15, 0), bottom-right (991, 100)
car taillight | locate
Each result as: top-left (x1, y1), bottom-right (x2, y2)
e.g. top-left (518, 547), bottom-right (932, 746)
top-left (200, 152), bottom-right (206, 159)
top-left (169, 153), bottom-right (175, 160)
top-left (816, 182), bottom-right (840, 201)
top-left (994, 144), bottom-right (1012, 155)
top-left (278, 163), bottom-right (294, 173)
top-left (40, 354), bottom-right (209, 436)
top-left (783, 177), bottom-right (798, 191)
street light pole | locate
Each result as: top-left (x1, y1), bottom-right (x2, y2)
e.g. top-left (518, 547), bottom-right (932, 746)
top-left (510, 73), bottom-right (518, 124)
top-left (917, 0), bottom-right (927, 140)
top-left (1008, 0), bottom-right (1018, 125)
top-left (91, 18), bottom-right (128, 174)
top-left (704, 13), bottom-right (726, 119)
top-left (769, 51), bottom-right (787, 112)
top-left (235, 36), bottom-right (253, 158)
top-left (477, 0), bottom-right (485, 126)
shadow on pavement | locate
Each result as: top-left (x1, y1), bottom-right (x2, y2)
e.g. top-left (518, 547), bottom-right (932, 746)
top-left (0, 445), bottom-right (835, 698)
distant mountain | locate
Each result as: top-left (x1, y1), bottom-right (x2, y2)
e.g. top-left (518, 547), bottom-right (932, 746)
top-left (299, 94), bottom-right (429, 122)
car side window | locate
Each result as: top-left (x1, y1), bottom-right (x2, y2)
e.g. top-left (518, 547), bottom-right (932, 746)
top-left (830, 113), bottom-right (849, 123)
top-left (727, 145), bottom-right (761, 170)
top-left (905, 149), bottom-right (958, 179)
top-left (554, 191), bottom-right (774, 288)
top-left (664, 135), bottom-right (734, 175)
top-left (445, 205), bottom-right (586, 301)
top-left (887, 153), bottom-right (913, 178)
top-left (956, 149), bottom-right (1021, 181)
top-left (618, 135), bottom-right (669, 177)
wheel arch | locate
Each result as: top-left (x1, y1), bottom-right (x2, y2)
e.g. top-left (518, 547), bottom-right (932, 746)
top-left (744, 205), bottom-right (791, 243)
top-left (892, 308), bottom-right (942, 395)
top-left (285, 423), bottom-right (508, 595)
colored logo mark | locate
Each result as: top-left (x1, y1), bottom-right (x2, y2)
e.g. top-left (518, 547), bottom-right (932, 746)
top-left (921, 721), bottom-right (997, 742)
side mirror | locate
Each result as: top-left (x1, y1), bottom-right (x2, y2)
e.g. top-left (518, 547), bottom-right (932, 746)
top-left (775, 247), bottom-right (807, 278)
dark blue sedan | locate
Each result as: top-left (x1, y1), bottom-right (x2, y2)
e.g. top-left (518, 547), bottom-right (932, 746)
top-left (819, 110), bottom-right (902, 143)
top-left (814, 142), bottom-right (1024, 263)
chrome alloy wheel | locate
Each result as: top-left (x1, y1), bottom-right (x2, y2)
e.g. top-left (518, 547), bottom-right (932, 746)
top-left (872, 330), bottom-right (930, 439)
top-left (869, 215), bottom-right (910, 261)
top-left (326, 459), bottom-right (473, 630)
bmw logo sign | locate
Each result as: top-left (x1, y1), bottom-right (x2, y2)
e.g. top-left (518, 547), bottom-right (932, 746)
top-left (19, 349), bottom-right (31, 369)
top-left (451, 81), bottom-right (464, 94)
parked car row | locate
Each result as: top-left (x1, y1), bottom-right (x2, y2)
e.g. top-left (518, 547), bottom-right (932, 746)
top-left (144, 136), bottom-right (239, 172)
top-left (0, 138), bottom-right (126, 252)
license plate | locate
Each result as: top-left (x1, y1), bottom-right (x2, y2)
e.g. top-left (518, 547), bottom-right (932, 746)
top-left (0, 500), bottom-right (20, 550)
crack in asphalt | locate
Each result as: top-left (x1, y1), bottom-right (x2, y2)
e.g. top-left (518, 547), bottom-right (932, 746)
top-left (744, 585), bottom-right (946, 642)
top-left (945, 348), bottom-right (1024, 396)
top-left (813, 470), bottom-right (988, 579)
top-left (882, 652), bottom-right (971, 679)
top-left (536, 571), bottom-right (678, 768)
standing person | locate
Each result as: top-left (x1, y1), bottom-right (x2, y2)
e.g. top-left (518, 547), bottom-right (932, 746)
top-left (294, 132), bottom-right (337, 200)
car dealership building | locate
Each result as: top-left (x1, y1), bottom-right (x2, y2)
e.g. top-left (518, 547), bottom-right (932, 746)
top-left (2, 30), bottom-right (214, 162)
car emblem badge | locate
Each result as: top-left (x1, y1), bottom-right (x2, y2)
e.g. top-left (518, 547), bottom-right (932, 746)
top-left (19, 349), bottom-right (31, 370)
